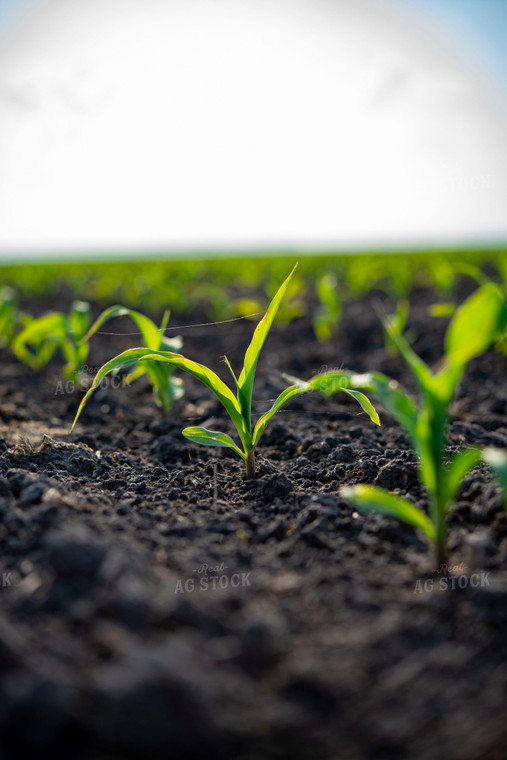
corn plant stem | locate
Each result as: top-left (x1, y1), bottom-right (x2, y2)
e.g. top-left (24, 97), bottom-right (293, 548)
top-left (246, 449), bottom-right (256, 479)
top-left (433, 499), bottom-right (447, 566)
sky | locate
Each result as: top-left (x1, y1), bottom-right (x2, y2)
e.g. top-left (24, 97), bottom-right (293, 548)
top-left (0, 0), bottom-right (506, 258)
top-left (397, 0), bottom-right (507, 101)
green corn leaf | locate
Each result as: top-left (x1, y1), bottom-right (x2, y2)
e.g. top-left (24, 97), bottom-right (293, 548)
top-left (313, 273), bottom-right (342, 343)
top-left (68, 300), bottom-right (91, 341)
top-left (82, 305), bottom-right (131, 343)
top-left (84, 306), bottom-right (182, 407)
top-left (13, 313), bottom-right (66, 368)
top-left (302, 370), bottom-right (353, 396)
top-left (445, 282), bottom-right (507, 367)
top-left (342, 389), bottom-right (380, 426)
top-left (72, 348), bottom-right (246, 443)
top-left (341, 484), bottom-right (436, 541)
top-left (182, 427), bottom-right (246, 459)
top-left (358, 372), bottom-right (418, 439)
top-left (159, 310), bottom-right (183, 351)
top-left (237, 264), bottom-right (298, 431)
top-left (127, 310), bottom-right (168, 351)
top-left (83, 305), bottom-right (179, 352)
top-left (429, 302), bottom-right (457, 318)
top-left (433, 360), bottom-right (467, 404)
top-left (124, 362), bottom-right (148, 385)
top-left (316, 273), bottom-right (339, 313)
top-left (252, 384), bottom-right (309, 447)
top-left (132, 350), bottom-right (245, 435)
top-left (71, 348), bottom-right (147, 429)
top-left (453, 262), bottom-right (489, 285)
top-left (393, 299), bottom-right (409, 331)
top-left (443, 447), bottom-right (482, 512)
top-left (482, 448), bottom-right (507, 507)
top-left (295, 370), bottom-right (382, 426)
top-left (285, 370), bottom-right (381, 422)
top-left (160, 309), bottom-right (170, 333)
top-left (15, 313), bottom-right (66, 344)
top-left (382, 315), bottom-right (435, 395)
top-left (224, 355), bottom-right (240, 391)
top-left (252, 382), bottom-right (380, 449)
top-left (275, 372), bottom-right (380, 436)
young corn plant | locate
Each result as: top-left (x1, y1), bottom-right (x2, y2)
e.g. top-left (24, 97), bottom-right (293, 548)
top-left (483, 448), bottom-right (507, 511)
top-left (0, 286), bottom-right (18, 347)
top-left (382, 298), bottom-right (411, 357)
top-left (82, 306), bottom-right (183, 411)
top-left (72, 266), bottom-right (380, 478)
top-left (313, 273), bottom-right (342, 344)
top-left (13, 300), bottom-right (91, 383)
top-left (316, 283), bottom-right (507, 564)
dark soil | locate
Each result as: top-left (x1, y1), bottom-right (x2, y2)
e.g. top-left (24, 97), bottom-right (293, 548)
top-left (1, 285), bottom-right (507, 760)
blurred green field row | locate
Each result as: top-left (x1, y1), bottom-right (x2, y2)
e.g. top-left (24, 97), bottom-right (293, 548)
top-left (1, 248), bottom-right (506, 318)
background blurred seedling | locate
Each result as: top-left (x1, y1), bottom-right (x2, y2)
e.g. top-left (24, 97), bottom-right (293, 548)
top-left (0, 286), bottom-right (19, 347)
top-left (83, 306), bottom-right (184, 411)
top-left (316, 283), bottom-right (507, 564)
top-left (483, 448), bottom-right (507, 510)
top-left (428, 267), bottom-right (507, 354)
top-left (382, 299), bottom-right (412, 357)
top-left (427, 262), bottom-right (490, 319)
top-left (13, 300), bottom-right (91, 383)
top-left (313, 273), bottom-right (342, 343)
top-left (72, 266), bottom-right (379, 479)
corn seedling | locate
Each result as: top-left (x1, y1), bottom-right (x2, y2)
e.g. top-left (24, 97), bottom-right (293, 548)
top-left (83, 306), bottom-right (183, 411)
top-left (0, 286), bottom-right (18, 347)
top-left (428, 263), bottom-right (490, 320)
top-left (382, 299), bottom-right (411, 357)
top-left (72, 266), bottom-right (379, 478)
top-left (313, 273), bottom-right (342, 344)
top-left (13, 300), bottom-right (91, 383)
top-left (483, 448), bottom-right (507, 510)
top-left (318, 283), bottom-right (507, 564)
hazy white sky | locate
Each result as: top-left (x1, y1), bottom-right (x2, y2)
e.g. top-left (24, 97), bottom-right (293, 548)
top-left (0, 0), bottom-right (506, 256)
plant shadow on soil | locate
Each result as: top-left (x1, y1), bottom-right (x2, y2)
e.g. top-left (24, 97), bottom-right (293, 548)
top-left (0, 286), bottom-right (506, 759)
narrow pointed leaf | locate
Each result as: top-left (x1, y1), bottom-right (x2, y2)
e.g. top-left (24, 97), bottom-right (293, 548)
top-left (71, 349), bottom-right (246, 443)
top-left (224, 355), bottom-right (240, 391)
top-left (253, 373), bottom-right (380, 448)
top-left (124, 363), bottom-right (148, 385)
top-left (341, 484), bottom-right (436, 541)
top-left (429, 302), bottom-right (457, 318)
top-left (132, 350), bottom-right (244, 434)
top-left (182, 427), bottom-right (246, 459)
top-left (342, 389), bottom-right (380, 426)
top-left (84, 305), bottom-right (173, 351)
top-left (13, 313), bottom-right (66, 368)
top-left (443, 447), bottom-right (482, 511)
top-left (294, 371), bottom-right (381, 426)
top-left (383, 317), bottom-right (435, 395)
top-left (253, 384), bottom-right (309, 446)
top-left (71, 348), bottom-right (149, 430)
top-left (82, 305), bottom-right (131, 343)
top-left (126, 311), bottom-right (166, 350)
top-left (237, 264), bottom-right (297, 429)
top-left (68, 301), bottom-right (91, 340)
top-left (14, 313), bottom-right (66, 344)
top-left (482, 448), bottom-right (507, 507)
top-left (359, 372), bottom-right (417, 438)
top-left (445, 283), bottom-right (507, 367)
